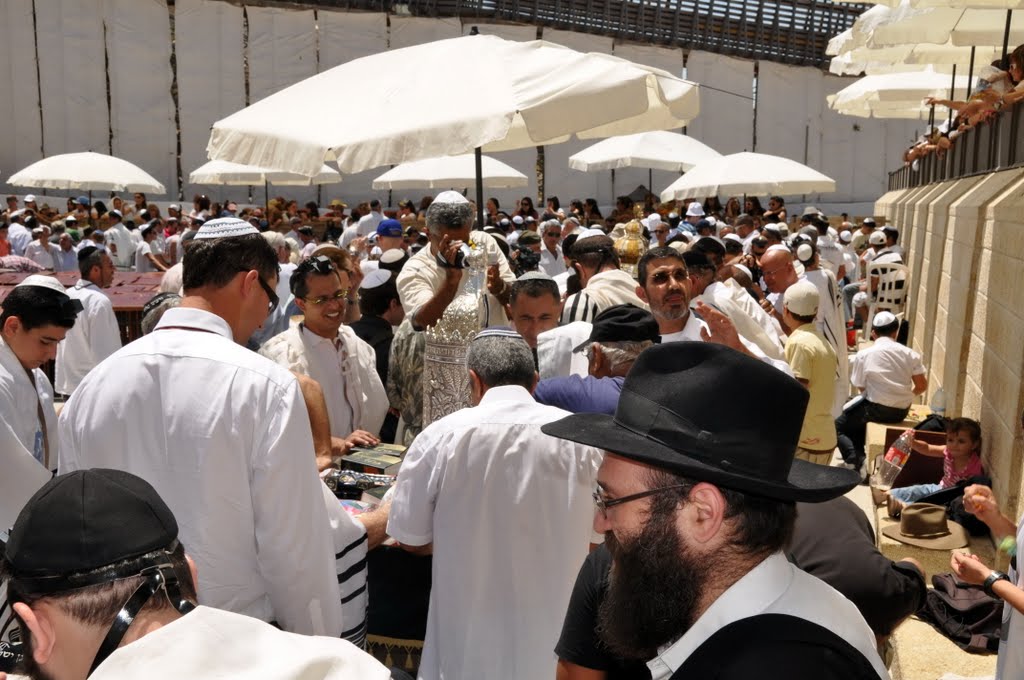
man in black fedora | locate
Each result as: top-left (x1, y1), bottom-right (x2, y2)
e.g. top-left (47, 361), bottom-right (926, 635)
top-left (542, 342), bottom-right (890, 680)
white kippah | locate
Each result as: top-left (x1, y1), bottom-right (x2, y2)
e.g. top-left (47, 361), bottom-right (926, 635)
top-left (360, 269), bottom-right (392, 290)
top-left (575, 227), bottom-right (607, 244)
top-left (766, 244), bottom-right (792, 254)
top-left (16, 274), bottom-right (67, 294)
top-left (723, 233), bottom-right (743, 244)
top-left (512, 215), bottom-right (524, 225)
top-left (194, 217), bottom-right (259, 240)
top-left (733, 263), bottom-right (753, 279)
top-left (379, 248), bottom-right (407, 264)
top-left (873, 311), bottom-right (898, 328)
top-left (432, 190), bottom-right (469, 205)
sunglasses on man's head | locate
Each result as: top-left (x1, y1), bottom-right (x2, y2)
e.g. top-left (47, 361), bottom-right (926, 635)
top-left (296, 255), bottom-right (335, 276)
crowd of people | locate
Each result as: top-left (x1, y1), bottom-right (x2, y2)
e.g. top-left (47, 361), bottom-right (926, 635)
top-left (905, 45), bottom-right (1024, 165)
top-left (0, 184), bottom-right (1021, 680)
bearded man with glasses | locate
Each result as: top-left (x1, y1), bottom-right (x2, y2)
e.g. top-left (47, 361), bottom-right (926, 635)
top-left (59, 218), bottom-right (348, 639)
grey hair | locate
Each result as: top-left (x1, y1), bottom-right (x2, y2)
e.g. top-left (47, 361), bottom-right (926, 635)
top-left (587, 340), bottom-right (655, 372)
top-left (141, 296), bottom-right (181, 335)
top-left (466, 336), bottom-right (536, 390)
top-left (262, 230), bottom-right (286, 251)
top-left (425, 201), bottom-right (475, 236)
top-left (542, 219), bottom-right (561, 231)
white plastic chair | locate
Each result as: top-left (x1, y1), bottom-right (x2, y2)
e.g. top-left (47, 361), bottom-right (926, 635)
top-left (862, 261), bottom-right (909, 340)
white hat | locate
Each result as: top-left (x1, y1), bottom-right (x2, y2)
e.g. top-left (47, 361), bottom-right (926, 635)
top-left (575, 227), bottom-right (607, 244)
top-left (110, 209), bottom-right (122, 219)
top-left (801, 205), bottom-right (820, 216)
top-left (869, 230), bottom-right (886, 246)
top-left (839, 229), bottom-right (852, 243)
top-left (379, 248), bottom-right (408, 265)
top-left (685, 202), bottom-right (705, 218)
top-left (645, 213), bottom-right (663, 228)
top-left (872, 311), bottom-right (898, 328)
top-left (783, 281), bottom-right (819, 317)
top-left (432, 190), bottom-right (469, 205)
top-left (65, 215), bottom-right (77, 223)
top-left (723, 233), bottom-right (743, 244)
top-left (668, 212), bottom-right (679, 220)
top-left (360, 269), bottom-right (392, 290)
top-left (512, 215), bottom-right (524, 226)
top-left (499, 218), bottom-right (510, 228)
top-left (24, 194), bottom-right (36, 203)
top-left (16, 274), bottom-right (66, 294)
top-left (732, 263), bottom-right (753, 279)
top-left (169, 203), bottom-right (181, 211)
top-left (194, 217), bottom-right (259, 240)
top-left (525, 216), bottom-right (536, 223)
top-left (31, 227), bottom-right (44, 236)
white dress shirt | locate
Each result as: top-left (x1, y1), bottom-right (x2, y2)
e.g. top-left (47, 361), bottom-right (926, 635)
top-left (54, 280), bottom-right (122, 395)
top-left (105, 222), bottom-right (136, 269)
top-left (850, 336), bottom-right (926, 409)
top-left (355, 211), bottom-right (384, 237)
top-left (59, 307), bottom-right (343, 637)
top-left (646, 553), bottom-right (888, 680)
top-left (135, 241), bottom-right (157, 272)
top-left (89, 605), bottom-right (390, 680)
top-left (24, 241), bottom-right (58, 269)
top-left (53, 247), bottom-right (78, 272)
top-left (539, 245), bottom-right (567, 277)
top-left (396, 230), bottom-right (515, 329)
top-left (0, 335), bottom-right (58, 470)
top-left (388, 385), bottom-right (603, 680)
top-left (7, 223), bottom-right (31, 256)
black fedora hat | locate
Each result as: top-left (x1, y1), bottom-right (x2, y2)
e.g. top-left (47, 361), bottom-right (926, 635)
top-left (542, 342), bottom-right (860, 502)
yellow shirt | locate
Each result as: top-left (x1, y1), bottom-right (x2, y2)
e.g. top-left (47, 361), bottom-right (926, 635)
top-left (785, 324), bottom-right (838, 451)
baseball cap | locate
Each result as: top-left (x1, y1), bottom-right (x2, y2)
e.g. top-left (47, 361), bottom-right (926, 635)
top-left (869, 230), bottom-right (886, 246)
top-left (24, 194), bottom-right (36, 203)
top-left (376, 219), bottom-right (403, 238)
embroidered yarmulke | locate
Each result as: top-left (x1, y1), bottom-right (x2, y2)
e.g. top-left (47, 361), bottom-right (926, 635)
top-left (432, 190), bottom-right (469, 205)
top-left (194, 217), bottom-right (259, 240)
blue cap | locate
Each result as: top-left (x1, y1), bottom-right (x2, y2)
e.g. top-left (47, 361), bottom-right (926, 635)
top-left (377, 219), bottom-right (402, 238)
top-left (76, 196), bottom-right (90, 206)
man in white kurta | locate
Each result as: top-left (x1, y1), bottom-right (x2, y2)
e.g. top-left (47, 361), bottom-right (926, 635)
top-left (58, 219), bottom-right (344, 637)
top-left (54, 246), bottom-right (122, 396)
top-left (388, 329), bottom-right (603, 680)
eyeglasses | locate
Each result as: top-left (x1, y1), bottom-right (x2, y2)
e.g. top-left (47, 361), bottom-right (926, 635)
top-left (303, 289), bottom-right (350, 306)
top-left (593, 484), bottom-right (689, 517)
top-left (256, 275), bottom-right (279, 313)
top-left (545, 232), bottom-right (561, 238)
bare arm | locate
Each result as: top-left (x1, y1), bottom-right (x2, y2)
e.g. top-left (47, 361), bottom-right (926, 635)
top-left (556, 659), bottom-right (606, 680)
top-left (292, 372), bottom-right (336, 471)
top-left (412, 235), bottom-right (464, 329)
top-left (355, 500), bottom-right (392, 550)
top-left (912, 373), bottom-right (928, 395)
top-left (909, 437), bottom-right (944, 457)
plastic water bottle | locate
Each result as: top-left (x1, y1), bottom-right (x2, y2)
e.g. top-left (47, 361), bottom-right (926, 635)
top-left (871, 429), bottom-right (915, 490)
top-left (930, 388), bottom-right (946, 416)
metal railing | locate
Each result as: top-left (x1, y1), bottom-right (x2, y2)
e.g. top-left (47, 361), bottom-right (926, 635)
top-left (282, 0), bottom-right (864, 67)
top-left (888, 106), bottom-right (1024, 190)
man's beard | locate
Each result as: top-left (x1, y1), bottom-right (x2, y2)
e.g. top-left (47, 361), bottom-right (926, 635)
top-left (597, 510), bottom-right (711, 660)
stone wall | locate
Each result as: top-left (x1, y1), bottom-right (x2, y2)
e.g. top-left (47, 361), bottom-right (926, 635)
top-left (877, 168), bottom-right (1024, 519)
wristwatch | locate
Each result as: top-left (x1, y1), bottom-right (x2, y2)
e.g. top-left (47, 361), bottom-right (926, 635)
top-left (983, 571), bottom-right (1011, 598)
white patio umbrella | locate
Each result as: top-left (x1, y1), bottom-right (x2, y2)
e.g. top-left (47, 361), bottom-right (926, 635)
top-left (371, 154), bottom-right (527, 190)
top-left (828, 94), bottom-right (950, 119)
top-left (870, 4), bottom-right (1024, 46)
top-left (7, 151), bottom-right (165, 193)
top-left (659, 153), bottom-right (836, 202)
top-left (568, 131), bottom-right (721, 173)
top-left (830, 69), bottom-right (972, 108)
top-left (208, 36), bottom-right (699, 177)
top-left (206, 34), bottom-right (699, 225)
top-left (189, 159), bottom-right (342, 186)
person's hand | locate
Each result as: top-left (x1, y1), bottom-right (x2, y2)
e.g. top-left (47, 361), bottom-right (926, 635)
top-left (925, 96), bottom-right (938, 106)
top-left (486, 264), bottom-right (505, 297)
top-left (910, 436), bottom-right (930, 454)
top-left (351, 236), bottom-right (369, 254)
top-left (963, 484), bottom-right (1000, 520)
top-left (345, 430), bottom-right (381, 449)
top-left (759, 297), bottom-right (774, 314)
top-left (951, 551), bottom-right (993, 586)
top-left (696, 301), bottom-right (748, 355)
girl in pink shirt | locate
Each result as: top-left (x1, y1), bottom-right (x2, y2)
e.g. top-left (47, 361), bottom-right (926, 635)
top-left (887, 417), bottom-right (984, 515)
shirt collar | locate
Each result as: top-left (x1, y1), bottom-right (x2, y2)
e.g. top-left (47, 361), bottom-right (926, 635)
top-left (154, 307), bottom-right (233, 340)
top-left (300, 323), bottom-right (341, 346)
top-left (479, 384), bottom-right (535, 405)
top-left (647, 553), bottom-right (790, 676)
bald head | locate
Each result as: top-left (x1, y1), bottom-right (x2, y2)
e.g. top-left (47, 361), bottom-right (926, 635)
top-left (759, 247), bottom-right (798, 294)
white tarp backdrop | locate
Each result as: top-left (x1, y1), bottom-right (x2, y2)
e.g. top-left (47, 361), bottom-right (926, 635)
top-left (0, 0), bottom-right (924, 214)
top-left (176, 0), bottom-right (245, 204)
top-left (105, 0), bottom-right (176, 200)
top-left (0, 0), bottom-right (44, 181)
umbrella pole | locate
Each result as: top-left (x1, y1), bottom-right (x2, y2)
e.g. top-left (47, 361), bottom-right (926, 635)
top-left (967, 46), bottom-right (976, 97)
top-left (648, 168), bottom-right (653, 203)
top-left (265, 180), bottom-right (269, 211)
top-left (948, 64), bottom-right (957, 128)
top-left (474, 147), bottom-right (484, 230)
top-left (1003, 10), bottom-right (1012, 61)
top-left (611, 169), bottom-right (616, 204)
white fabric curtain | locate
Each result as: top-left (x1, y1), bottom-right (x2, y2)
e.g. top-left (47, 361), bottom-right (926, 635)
top-left (177, 0), bottom-right (245, 203)
top-left (106, 0), bottom-right (176, 198)
top-left (35, 0), bottom-right (108, 158)
top-left (0, 0), bottom-right (44, 194)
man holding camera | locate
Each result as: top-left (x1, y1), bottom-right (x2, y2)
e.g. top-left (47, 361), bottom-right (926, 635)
top-left (395, 191), bottom-right (515, 330)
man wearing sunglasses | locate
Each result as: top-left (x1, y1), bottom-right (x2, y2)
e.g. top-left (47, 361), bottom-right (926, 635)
top-left (59, 218), bottom-right (348, 639)
top-left (260, 255), bottom-right (388, 455)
